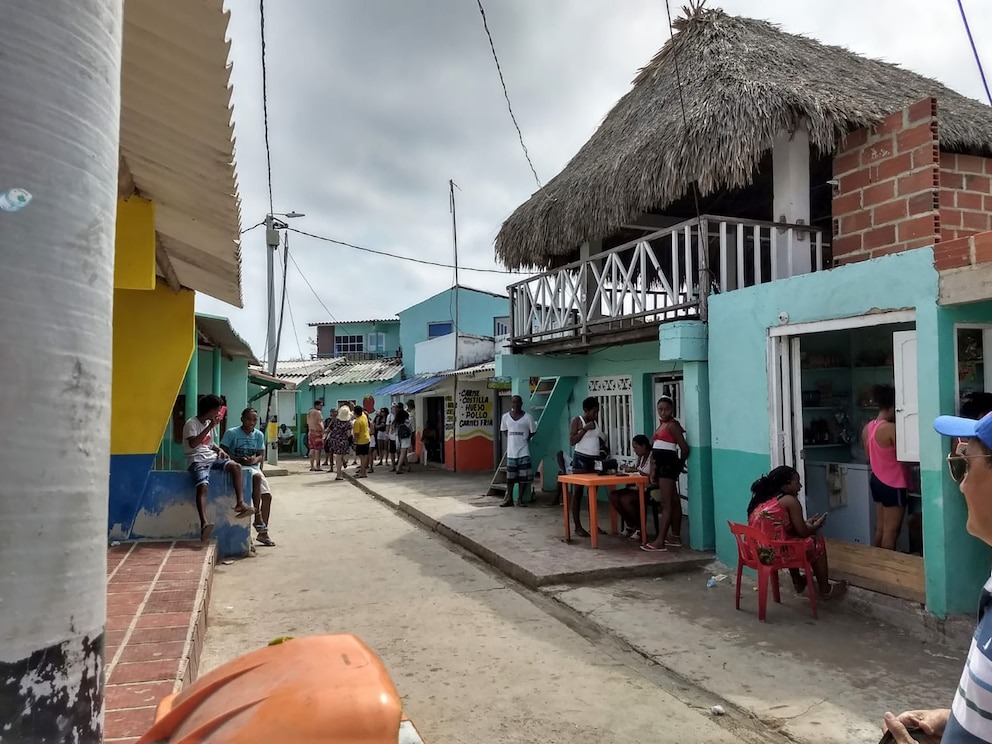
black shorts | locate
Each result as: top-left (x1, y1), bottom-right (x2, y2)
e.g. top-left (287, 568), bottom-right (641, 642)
top-left (870, 474), bottom-right (907, 508)
top-left (355, 443), bottom-right (370, 456)
top-left (651, 450), bottom-right (682, 481)
top-left (571, 452), bottom-right (601, 473)
top-left (389, 440), bottom-right (397, 453)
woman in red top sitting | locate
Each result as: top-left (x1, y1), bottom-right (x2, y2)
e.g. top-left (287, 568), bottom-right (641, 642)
top-left (641, 396), bottom-right (689, 552)
top-left (746, 466), bottom-right (846, 600)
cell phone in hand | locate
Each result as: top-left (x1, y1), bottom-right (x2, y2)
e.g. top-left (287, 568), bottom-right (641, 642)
top-left (878, 728), bottom-right (928, 743)
top-left (217, 405), bottom-right (227, 421)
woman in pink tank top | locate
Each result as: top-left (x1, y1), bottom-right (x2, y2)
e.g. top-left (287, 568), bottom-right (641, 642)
top-left (862, 385), bottom-right (912, 550)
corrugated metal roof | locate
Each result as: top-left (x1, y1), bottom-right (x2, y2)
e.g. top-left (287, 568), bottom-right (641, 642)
top-left (311, 359), bottom-right (404, 387)
top-left (248, 368), bottom-right (297, 390)
top-left (308, 318), bottom-right (399, 327)
top-left (121, 0), bottom-right (243, 307)
top-left (196, 314), bottom-right (258, 364)
top-left (274, 359), bottom-right (344, 381)
top-left (439, 361), bottom-right (496, 377)
top-left (372, 376), bottom-right (445, 397)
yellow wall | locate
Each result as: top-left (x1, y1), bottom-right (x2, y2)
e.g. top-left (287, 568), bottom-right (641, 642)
top-left (111, 282), bottom-right (195, 455)
top-left (114, 196), bottom-right (156, 290)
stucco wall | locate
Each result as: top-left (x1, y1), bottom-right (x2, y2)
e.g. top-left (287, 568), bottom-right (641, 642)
top-left (708, 246), bottom-right (989, 615)
top-left (398, 288), bottom-right (508, 376)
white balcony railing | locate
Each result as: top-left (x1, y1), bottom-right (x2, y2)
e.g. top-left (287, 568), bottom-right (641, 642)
top-left (508, 215), bottom-right (829, 346)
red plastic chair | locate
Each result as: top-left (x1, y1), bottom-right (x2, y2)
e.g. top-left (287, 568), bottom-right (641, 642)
top-left (727, 521), bottom-right (818, 622)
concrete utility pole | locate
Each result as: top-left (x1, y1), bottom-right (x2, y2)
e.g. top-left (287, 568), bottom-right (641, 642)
top-left (0, 2), bottom-right (123, 742)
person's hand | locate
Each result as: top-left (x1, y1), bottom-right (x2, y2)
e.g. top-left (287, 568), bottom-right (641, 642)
top-left (883, 709), bottom-right (948, 743)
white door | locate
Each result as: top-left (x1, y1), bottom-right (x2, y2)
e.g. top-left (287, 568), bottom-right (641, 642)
top-left (654, 375), bottom-right (688, 498)
top-left (893, 330), bottom-right (920, 462)
top-left (768, 335), bottom-right (807, 508)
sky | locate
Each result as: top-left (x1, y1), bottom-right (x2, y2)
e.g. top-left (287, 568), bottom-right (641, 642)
top-left (196, 0), bottom-right (992, 360)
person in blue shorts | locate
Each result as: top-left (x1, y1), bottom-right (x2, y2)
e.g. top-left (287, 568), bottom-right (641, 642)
top-left (222, 407), bottom-right (276, 547)
top-left (183, 394), bottom-right (253, 542)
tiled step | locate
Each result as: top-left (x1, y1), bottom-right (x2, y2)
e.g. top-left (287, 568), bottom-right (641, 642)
top-left (104, 540), bottom-right (215, 743)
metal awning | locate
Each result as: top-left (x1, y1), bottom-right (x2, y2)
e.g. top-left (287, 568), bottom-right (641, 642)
top-left (372, 376), bottom-right (445, 397)
top-left (196, 314), bottom-right (259, 364)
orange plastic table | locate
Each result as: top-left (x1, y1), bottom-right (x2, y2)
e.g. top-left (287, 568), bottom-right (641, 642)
top-left (558, 473), bottom-right (649, 548)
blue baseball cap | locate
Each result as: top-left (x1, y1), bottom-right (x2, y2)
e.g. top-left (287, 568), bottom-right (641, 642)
top-left (934, 412), bottom-right (992, 449)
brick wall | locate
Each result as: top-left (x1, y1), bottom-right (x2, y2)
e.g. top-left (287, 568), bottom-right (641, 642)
top-left (940, 152), bottom-right (992, 243)
top-left (832, 97), bottom-right (940, 264)
top-left (935, 230), bottom-right (992, 272)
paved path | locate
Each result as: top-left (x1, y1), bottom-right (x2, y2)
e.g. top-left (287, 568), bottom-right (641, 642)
top-left (200, 469), bottom-right (778, 743)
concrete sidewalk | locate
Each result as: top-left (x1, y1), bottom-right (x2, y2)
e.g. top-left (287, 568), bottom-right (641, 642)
top-left (327, 463), bottom-right (971, 744)
top-left (344, 464), bottom-right (712, 586)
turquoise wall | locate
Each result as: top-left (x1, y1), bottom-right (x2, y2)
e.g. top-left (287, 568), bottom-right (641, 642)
top-left (708, 246), bottom-right (987, 616)
top-left (398, 287), bottom-right (509, 376)
top-left (310, 381), bottom-right (397, 416)
top-left (157, 350), bottom-right (249, 471)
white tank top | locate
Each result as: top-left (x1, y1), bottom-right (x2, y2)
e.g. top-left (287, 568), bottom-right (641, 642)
top-left (574, 416), bottom-right (601, 457)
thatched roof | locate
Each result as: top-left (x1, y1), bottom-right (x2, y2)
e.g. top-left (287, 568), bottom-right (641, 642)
top-left (495, 5), bottom-right (992, 269)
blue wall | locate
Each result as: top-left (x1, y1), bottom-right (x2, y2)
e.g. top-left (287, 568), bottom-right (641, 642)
top-left (324, 321), bottom-right (400, 356)
top-left (398, 287), bottom-right (509, 375)
top-left (707, 246), bottom-right (989, 615)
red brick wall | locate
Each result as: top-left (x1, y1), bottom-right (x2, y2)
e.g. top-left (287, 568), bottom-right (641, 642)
top-left (832, 97), bottom-right (940, 264)
top-left (935, 230), bottom-right (992, 271)
top-left (940, 152), bottom-right (992, 242)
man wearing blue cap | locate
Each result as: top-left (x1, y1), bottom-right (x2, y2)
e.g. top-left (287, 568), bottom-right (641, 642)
top-left (884, 411), bottom-right (992, 743)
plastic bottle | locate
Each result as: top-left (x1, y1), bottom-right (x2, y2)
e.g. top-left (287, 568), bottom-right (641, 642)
top-left (706, 576), bottom-right (717, 588)
top-left (0, 188), bottom-right (32, 211)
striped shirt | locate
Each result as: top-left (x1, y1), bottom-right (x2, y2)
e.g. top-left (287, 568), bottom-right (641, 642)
top-left (946, 573), bottom-right (992, 742)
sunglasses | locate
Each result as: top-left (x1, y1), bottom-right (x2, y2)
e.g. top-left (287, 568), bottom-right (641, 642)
top-left (947, 451), bottom-right (992, 482)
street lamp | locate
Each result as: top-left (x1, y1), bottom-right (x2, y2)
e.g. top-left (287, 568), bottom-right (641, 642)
top-left (264, 211), bottom-right (304, 375)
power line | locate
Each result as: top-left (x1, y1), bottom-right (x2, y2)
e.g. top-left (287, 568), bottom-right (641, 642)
top-left (286, 249), bottom-right (338, 321)
top-left (956, 0), bottom-right (992, 106)
top-left (241, 220), bottom-right (265, 235)
top-left (286, 227), bottom-right (519, 275)
top-left (259, 0), bottom-right (275, 214)
top-left (476, 0), bottom-right (542, 189)
top-left (275, 248), bottom-right (304, 358)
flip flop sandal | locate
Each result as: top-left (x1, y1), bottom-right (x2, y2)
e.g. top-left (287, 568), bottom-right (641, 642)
top-left (665, 539), bottom-right (683, 548)
top-left (233, 505), bottom-right (255, 519)
top-left (640, 544), bottom-right (668, 552)
top-left (200, 523), bottom-right (215, 542)
top-left (256, 534), bottom-right (276, 547)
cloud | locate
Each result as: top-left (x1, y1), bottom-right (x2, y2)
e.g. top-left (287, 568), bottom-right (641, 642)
top-left (197, 0), bottom-right (992, 359)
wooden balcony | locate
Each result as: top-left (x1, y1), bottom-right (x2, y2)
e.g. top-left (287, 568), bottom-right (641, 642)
top-left (507, 215), bottom-right (830, 352)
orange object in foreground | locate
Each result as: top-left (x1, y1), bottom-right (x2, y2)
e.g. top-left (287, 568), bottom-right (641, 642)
top-left (137, 634), bottom-right (425, 743)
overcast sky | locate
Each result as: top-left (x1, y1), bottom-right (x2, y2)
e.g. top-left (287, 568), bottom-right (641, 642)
top-left (196, 0), bottom-right (992, 359)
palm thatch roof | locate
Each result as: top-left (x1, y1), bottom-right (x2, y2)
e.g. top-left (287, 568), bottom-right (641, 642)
top-left (495, 4), bottom-right (992, 269)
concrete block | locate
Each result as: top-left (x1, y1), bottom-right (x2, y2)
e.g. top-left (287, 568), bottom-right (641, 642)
top-left (659, 320), bottom-right (708, 362)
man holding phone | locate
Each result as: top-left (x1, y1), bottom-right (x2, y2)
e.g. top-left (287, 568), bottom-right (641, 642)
top-left (183, 394), bottom-right (254, 542)
top-left (883, 411), bottom-right (992, 743)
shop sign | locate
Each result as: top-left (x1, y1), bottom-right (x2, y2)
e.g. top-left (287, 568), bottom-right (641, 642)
top-left (487, 376), bottom-right (512, 391)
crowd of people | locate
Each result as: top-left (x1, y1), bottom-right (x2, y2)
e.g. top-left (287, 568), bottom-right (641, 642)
top-left (304, 398), bottom-right (417, 479)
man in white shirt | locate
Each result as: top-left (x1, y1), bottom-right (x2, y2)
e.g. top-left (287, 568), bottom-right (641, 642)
top-left (386, 404), bottom-right (397, 469)
top-left (499, 395), bottom-right (537, 507)
top-left (182, 394), bottom-right (254, 542)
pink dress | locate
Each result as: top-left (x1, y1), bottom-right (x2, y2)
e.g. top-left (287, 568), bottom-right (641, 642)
top-left (748, 496), bottom-right (825, 564)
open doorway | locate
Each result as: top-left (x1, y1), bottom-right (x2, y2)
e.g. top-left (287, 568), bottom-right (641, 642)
top-left (423, 396), bottom-right (445, 464)
top-left (768, 311), bottom-right (924, 603)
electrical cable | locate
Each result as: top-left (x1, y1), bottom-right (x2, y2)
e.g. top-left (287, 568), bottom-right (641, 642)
top-left (241, 220), bottom-right (265, 235)
top-left (956, 0), bottom-right (992, 106)
top-left (275, 247), bottom-right (304, 359)
top-left (476, 0), bottom-right (542, 189)
top-left (273, 231), bottom-right (291, 363)
top-left (286, 249), bottom-right (337, 321)
top-left (259, 0), bottom-right (275, 214)
top-left (286, 227), bottom-right (518, 275)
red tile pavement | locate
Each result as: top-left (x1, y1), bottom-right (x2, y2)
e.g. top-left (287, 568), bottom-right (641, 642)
top-left (104, 541), bottom-right (215, 742)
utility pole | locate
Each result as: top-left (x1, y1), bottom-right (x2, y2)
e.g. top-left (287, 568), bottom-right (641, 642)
top-left (0, 3), bottom-right (122, 741)
top-left (449, 180), bottom-right (460, 473)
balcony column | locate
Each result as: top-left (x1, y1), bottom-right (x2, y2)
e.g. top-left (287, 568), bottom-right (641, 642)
top-left (772, 122), bottom-right (812, 276)
top-left (580, 240), bottom-right (603, 336)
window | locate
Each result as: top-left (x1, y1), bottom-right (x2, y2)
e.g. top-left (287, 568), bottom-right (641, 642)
top-left (428, 321), bottom-right (453, 339)
top-left (367, 332), bottom-right (387, 354)
top-left (335, 334), bottom-right (364, 354)
top-left (587, 376), bottom-right (634, 460)
top-left (494, 316), bottom-right (510, 336)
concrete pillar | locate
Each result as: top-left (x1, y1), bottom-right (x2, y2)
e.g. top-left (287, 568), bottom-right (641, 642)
top-left (212, 346), bottom-right (222, 394)
top-left (683, 362), bottom-right (714, 550)
top-left (185, 345), bottom-right (199, 421)
top-left (772, 123), bottom-right (812, 276)
top-left (0, 2), bottom-right (123, 740)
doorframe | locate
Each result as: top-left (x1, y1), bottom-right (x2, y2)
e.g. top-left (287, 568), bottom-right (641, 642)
top-left (653, 373), bottom-right (689, 502)
top-left (767, 309), bottom-right (917, 512)
top-left (953, 323), bottom-right (992, 411)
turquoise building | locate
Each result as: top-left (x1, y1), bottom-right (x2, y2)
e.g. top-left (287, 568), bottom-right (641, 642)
top-left (311, 318), bottom-right (401, 360)
top-left (489, 6), bottom-right (992, 620)
top-left (397, 286), bottom-right (509, 376)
